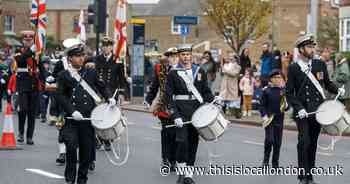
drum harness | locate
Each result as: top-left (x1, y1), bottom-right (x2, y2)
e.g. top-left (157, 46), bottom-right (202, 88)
top-left (64, 57), bottom-right (130, 166)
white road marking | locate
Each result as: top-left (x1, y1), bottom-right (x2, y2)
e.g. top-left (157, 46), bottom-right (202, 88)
top-left (316, 152), bottom-right (333, 156)
top-left (25, 168), bottom-right (64, 179)
top-left (243, 140), bottom-right (264, 146)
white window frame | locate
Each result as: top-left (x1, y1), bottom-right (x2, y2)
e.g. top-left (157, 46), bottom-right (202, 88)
top-left (171, 19), bottom-right (181, 35)
top-left (340, 18), bottom-right (350, 51)
top-left (4, 15), bottom-right (14, 32)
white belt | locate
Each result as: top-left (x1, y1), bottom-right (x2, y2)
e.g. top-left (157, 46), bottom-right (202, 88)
top-left (17, 68), bottom-right (39, 73)
top-left (173, 95), bottom-right (196, 100)
top-left (17, 68), bottom-right (29, 72)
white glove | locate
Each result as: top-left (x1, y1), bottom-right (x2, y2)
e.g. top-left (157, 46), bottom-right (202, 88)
top-left (0, 78), bottom-right (5, 84)
top-left (297, 109), bottom-right (308, 119)
top-left (174, 118), bottom-right (184, 128)
top-left (46, 76), bottom-right (55, 83)
top-left (108, 98), bottom-right (117, 106)
top-left (338, 87), bottom-right (345, 97)
top-left (213, 96), bottom-right (224, 106)
top-left (143, 101), bottom-right (150, 109)
top-left (127, 77), bottom-right (132, 84)
top-left (262, 115), bottom-right (269, 122)
top-left (71, 111), bottom-right (84, 121)
top-left (7, 90), bottom-right (11, 95)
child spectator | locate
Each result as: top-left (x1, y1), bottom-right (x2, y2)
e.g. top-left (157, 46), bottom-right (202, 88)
top-left (239, 68), bottom-right (255, 116)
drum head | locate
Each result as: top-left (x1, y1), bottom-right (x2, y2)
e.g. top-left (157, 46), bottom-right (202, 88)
top-left (191, 104), bottom-right (219, 128)
top-left (316, 100), bottom-right (345, 126)
top-left (91, 103), bottom-right (122, 129)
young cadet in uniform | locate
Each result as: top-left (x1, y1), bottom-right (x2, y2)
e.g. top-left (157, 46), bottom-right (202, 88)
top-left (146, 47), bottom-right (178, 171)
top-left (286, 34), bottom-right (345, 184)
top-left (260, 69), bottom-right (289, 168)
top-left (56, 38), bottom-right (115, 184)
top-left (165, 44), bottom-right (217, 184)
top-left (94, 36), bottom-right (126, 151)
top-left (15, 30), bottom-right (43, 145)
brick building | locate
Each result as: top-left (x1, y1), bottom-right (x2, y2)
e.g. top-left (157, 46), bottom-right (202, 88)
top-left (0, 0), bottom-right (31, 45)
top-left (132, 0), bottom-right (340, 62)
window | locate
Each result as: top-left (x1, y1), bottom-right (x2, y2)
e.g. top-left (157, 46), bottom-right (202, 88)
top-left (340, 20), bottom-right (343, 37)
top-left (4, 15), bottom-right (14, 32)
top-left (171, 20), bottom-right (181, 35)
top-left (347, 38), bottom-right (350, 51)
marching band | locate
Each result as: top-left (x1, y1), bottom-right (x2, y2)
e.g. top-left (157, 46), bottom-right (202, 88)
top-left (6, 31), bottom-right (348, 184)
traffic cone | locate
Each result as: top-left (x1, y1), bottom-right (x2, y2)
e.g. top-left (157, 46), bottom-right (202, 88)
top-left (0, 102), bottom-right (22, 150)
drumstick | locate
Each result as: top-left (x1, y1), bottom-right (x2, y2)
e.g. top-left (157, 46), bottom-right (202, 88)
top-left (66, 117), bottom-right (103, 121)
top-left (296, 110), bottom-right (326, 118)
top-left (334, 85), bottom-right (345, 102)
top-left (165, 121), bottom-right (192, 128)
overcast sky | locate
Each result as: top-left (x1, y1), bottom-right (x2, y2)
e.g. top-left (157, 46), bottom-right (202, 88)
top-left (127, 0), bottom-right (160, 4)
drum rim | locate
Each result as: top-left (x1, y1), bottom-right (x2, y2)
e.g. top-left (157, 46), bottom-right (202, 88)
top-left (316, 100), bottom-right (345, 126)
top-left (191, 104), bottom-right (220, 128)
top-left (91, 103), bottom-right (122, 129)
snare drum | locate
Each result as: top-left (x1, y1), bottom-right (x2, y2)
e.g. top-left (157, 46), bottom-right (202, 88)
top-left (316, 100), bottom-right (350, 136)
top-left (90, 103), bottom-right (126, 140)
top-left (191, 104), bottom-right (228, 141)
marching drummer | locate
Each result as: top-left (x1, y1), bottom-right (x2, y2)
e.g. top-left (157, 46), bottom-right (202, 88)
top-left (286, 34), bottom-right (345, 184)
top-left (260, 69), bottom-right (289, 169)
top-left (165, 44), bottom-right (218, 184)
top-left (145, 47), bottom-right (178, 172)
top-left (56, 38), bottom-right (115, 184)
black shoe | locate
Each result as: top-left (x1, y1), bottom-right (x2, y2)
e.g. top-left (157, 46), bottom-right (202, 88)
top-left (26, 138), bottom-right (34, 145)
top-left (56, 153), bottom-right (66, 165)
top-left (298, 179), bottom-right (308, 184)
top-left (261, 161), bottom-right (269, 168)
top-left (183, 177), bottom-right (195, 184)
top-left (104, 144), bottom-right (111, 151)
top-left (77, 180), bottom-right (87, 184)
top-left (17, 134), bottom-right (24, 143)
top-left (308, 180), bottom-right (319, 184)
top-left (88, 162), bottom-right (95, 171)
top-left (41, 118), bottom-right (46, 123)
top-left (176, 175), bottom-right (185, 184)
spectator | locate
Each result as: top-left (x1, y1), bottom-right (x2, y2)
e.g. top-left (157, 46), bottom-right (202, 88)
top-left (0, 54), bottom-right (9, 111)
top-left (201, 51), bottom-right (218, 88)
top-left (260, 43), bottom-right (273, 87)
top-left (252, 77), bottom-right (263, 111)
top-left (239, 48), bottom-right (251, 76)
top-left (320, 47), bottom-right (335, 77)
top-left (219, 57), bottom-right (241, 117)
top-left (281, 51), bottom-right (292, 81)
top-left (271, 50), bottom-right (282, 70)
top-left (332, 53), bottom-right (350, 112)
top-left (239, 68), bottom-right (256, 117)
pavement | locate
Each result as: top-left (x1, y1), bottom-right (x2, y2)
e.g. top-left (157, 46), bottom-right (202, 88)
top-left (1, 108), bottom-right (350, 184)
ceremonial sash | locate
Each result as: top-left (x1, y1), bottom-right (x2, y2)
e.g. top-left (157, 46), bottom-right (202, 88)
top-left (297, 60), bottom-right (326, 100)
top-left (177, 68), bottom-right (203, 104)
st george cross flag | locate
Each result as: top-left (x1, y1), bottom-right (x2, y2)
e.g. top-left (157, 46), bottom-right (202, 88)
top-left (31, 0), bottom-right (47, 55)
top-left (78, 10), bottom-right (87, 44)
top-left (114, 0), bottom-right (127, 62)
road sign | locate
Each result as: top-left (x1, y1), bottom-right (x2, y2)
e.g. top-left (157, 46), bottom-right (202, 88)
top-left (173, 16), bottom-right (198, 25)
top-left (180, 25), bottom-right (189, 36)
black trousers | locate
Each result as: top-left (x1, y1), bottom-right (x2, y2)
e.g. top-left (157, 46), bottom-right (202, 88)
top-left (18, 91), bottom-right (39, 139)
top-left (175, 124), bottom-right (199, 166)
top-left (160, 118), bottom-right (176, 164)
top-left (62, 119), bottom-right (95, 183)
top-left (263, 117), bottom-right (284, 167)
top-left (295, 117), bottom-right (321, 181)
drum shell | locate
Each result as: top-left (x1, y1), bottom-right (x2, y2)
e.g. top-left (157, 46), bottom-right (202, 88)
top-left (191, 104), bottom-right (228, 141)
top-left (322, 113), bottom-right (350, 136)
top-left (95, 119), bottom-right (126, 140)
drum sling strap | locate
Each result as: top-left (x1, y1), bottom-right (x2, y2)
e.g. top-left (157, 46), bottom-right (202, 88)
top-left (297, 59), bottom-right (326, 100)
top-left (177, 68), bottom-right (204, 104)
top-left (63, 57), bottom-right (103, 104)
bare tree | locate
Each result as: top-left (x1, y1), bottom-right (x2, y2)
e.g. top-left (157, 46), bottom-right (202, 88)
top-left (317, 16), bottom-right (339, 50)
top-left (203, 0), bottom-right (272, 54)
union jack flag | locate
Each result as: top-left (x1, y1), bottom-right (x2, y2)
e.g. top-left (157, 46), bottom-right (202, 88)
top-left (31, 0), bottom-right (47, 54)
top-left (114, 0), bottom-right (127, 62)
